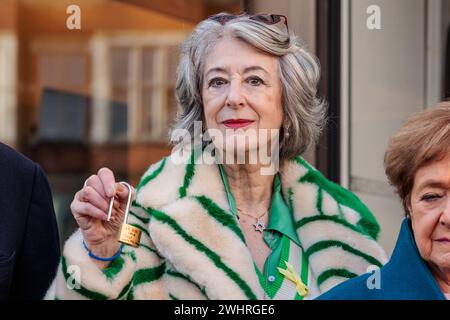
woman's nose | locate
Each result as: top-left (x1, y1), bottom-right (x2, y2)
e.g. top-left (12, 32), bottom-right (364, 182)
top-left (439, 196), bottom-right (450, 227)
top-left (225, 80), bottom-right (245, 108)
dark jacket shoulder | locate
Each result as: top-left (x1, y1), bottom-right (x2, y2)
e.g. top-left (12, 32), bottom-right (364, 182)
top-left (0, 142), bottom-right (36, 180)
top-left (316, 270), bottom-right (381, 300)
top-left (0, 142), bottom-right (60, 299)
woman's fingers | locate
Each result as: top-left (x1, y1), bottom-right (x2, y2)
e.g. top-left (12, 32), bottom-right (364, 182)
top-left (71, 197), bottom-right (108, 221)
top-left (97, 167), bottom-right (116, 198)
top-left (115, 182), bottom-right (136, 203)
top-left (84, 174), bottom-right (107, 198)
top-left (77, 186), bottom-right (110, 213)
top-left (73, 168), bottom-right (135, 231)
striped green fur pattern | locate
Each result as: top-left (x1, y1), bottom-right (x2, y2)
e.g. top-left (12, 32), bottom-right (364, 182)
top-left (47, 148), bottom-right (387, 300)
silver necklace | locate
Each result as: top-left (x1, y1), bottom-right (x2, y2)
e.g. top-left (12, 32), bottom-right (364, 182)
top-left (237, 208), bottom-right (269, 233)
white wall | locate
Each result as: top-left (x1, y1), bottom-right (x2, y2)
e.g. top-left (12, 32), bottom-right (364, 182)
top-left (349, 0), bottom-right (427, 255)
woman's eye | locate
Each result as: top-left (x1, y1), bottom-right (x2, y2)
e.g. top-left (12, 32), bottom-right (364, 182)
top-left (247, 77), bottom-right (263, 86)
top-left (420, 194), bottom-right (443, 202)
top-left (209, 78), bottom-right (227, 88)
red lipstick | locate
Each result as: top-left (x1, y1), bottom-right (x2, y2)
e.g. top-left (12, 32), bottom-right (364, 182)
top-left (221, 119), bottom-right (254, 129)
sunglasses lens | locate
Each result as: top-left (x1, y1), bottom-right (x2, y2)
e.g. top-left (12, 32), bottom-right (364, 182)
top-left (250, 14), bottom-right (287, 32)
top-left (209, 13), bottom-right (288, 36)
top-left (209, 14), bottom-right (236, 25)
top-left (250, 14), bottom-right (281, 24)
top-left (250, 15), bottom-right (269, 24)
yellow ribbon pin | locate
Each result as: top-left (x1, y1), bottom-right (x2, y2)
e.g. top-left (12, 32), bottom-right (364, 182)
top-left (277, 261), bottom-right (308, 297)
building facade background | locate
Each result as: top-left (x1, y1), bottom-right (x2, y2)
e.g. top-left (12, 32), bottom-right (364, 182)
top-left (0, 0), bottom-right (449, 255)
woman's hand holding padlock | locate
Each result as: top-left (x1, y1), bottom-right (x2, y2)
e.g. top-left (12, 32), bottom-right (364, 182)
top-left (71, 167), bottom-right (135, 268)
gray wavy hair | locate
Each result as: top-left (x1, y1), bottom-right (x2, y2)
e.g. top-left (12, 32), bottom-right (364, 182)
top-left (170, 13), bottom-right (327, 159)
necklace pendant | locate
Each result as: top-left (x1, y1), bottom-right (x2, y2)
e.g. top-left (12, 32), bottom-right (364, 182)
top-left (254, 218), bottom-right (266, 233)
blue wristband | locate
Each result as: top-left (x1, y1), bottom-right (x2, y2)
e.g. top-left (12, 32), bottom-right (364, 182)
top-left (82, 241), bottom-right (124, 262)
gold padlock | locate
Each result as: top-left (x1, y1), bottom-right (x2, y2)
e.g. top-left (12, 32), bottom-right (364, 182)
top-left (107, 181), bottom-right (141, 248)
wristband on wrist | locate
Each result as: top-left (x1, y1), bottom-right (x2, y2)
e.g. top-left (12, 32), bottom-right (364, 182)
top-left (82, 240), bottom-right (124, 262)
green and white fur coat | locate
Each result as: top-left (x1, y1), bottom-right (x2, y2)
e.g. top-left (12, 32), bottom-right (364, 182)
top-left (46, 148), bottom-right (387, 300)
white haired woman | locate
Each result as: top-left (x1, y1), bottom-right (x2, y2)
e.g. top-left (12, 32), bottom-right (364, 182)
top-left (46, 13), bottom-right (386, 300)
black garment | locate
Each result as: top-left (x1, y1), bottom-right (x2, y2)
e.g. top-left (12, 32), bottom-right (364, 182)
top-left (445, 25), bottom-right (450, 99)
top-left (0, 142), bottom-right (60, 299)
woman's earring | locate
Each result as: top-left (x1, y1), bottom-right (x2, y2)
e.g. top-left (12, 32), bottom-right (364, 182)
top-left (284, 127), bottom-right (290, 138)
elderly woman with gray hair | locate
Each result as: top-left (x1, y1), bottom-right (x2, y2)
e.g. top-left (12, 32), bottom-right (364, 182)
top-left (46, 13), bottom-right (386, 300)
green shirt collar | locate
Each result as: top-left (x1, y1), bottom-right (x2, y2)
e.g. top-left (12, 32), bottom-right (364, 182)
top-left (266, 174), bottom-right (300, 246)
top-left (218, 164), bottom-right (300, 246)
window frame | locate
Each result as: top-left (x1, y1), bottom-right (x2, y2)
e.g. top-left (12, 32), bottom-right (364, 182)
top-left (90, 31), bottom-right (188, 144)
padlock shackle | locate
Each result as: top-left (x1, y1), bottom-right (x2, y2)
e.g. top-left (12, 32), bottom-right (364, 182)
top-left (120, 181), bottom-right (133, 224)
top-left (106, 181), bottom-right (133, 223)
